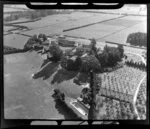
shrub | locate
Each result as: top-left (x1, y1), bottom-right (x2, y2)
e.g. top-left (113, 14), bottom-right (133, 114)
top-left (80, 88), bottom-right (92, 105)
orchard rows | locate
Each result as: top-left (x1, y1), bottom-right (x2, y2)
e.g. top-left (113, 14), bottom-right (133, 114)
top-left (97, 65), bottom-right (145, 103)
top-left (135, 77), bottom-right (147, 119)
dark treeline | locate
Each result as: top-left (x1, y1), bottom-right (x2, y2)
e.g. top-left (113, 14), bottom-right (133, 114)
top-left (125, 60), bottom-right (146, 71)
top-left (4, 45), bottom-right (28, 55)
top-left (4, 10), bottom-right (72, 22)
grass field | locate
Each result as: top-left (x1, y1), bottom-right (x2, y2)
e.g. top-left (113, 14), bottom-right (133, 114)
top-left (4, 18), bottom-right (30, 24)
top-left (18, 13), bottom-right (122, 36)
top-left (62, 24), bottom-right (126, 39)
top-left (6, 12), bottom-right (146, 47)
top-left (4, 8), bottom-right (27, 13)
top-left (17, 13), bottom-right (121, 30)
top-left (4, 26), bottom-right (17, 32)
top-left (98, 22), bottom-right (146, 43)
top-left (4, 34), bottom-right (29, 49)
top-left (4, 52), bottom-right (83, 119)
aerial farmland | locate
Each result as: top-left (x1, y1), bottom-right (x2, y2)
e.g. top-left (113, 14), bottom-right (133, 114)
top-left (3, 4), bottom-right (147, 122)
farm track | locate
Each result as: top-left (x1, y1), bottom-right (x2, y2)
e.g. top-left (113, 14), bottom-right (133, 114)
top-left (133, 75), bottom-right (146, 119)
top-left (126, 52), bottom-right (146, 120)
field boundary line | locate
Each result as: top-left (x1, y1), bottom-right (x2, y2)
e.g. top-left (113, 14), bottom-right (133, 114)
top-left (63, 15), bottom-right (126, 32)
top-left (4, 18), bottom-right (41, 25)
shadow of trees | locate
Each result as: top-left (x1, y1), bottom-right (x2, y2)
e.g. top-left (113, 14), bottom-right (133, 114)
top-left (51, 69), bottom-right (78, 84)
top-left (40, 59), bottom-right (50, 68)
top-left (52, 95), bottom-right (82, 120)
top-left (73, 72), bottom-right (90, 86)
top-left (33, 62), bottom-right (59, 80)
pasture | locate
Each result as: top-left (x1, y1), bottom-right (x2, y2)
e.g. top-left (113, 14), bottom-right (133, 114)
top-left (18, 13), bottom-right (122, 35)
top-left (4, 34), bottom-right (29, 49)
top-left (98, 22), bottom-right (146, 43)
top-left (62, 24), bottom-right (126, 40)
top-left (4, 52), bottom-right (84, 119)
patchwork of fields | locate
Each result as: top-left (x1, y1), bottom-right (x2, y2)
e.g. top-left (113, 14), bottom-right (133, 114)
top-left (4, 11), bottom-right (147, 48)
top-left (4, 10), bottom-right (147, 120)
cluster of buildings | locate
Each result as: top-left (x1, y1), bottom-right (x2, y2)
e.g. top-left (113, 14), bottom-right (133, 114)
top-left (41, 35), bottom-right (93, 60)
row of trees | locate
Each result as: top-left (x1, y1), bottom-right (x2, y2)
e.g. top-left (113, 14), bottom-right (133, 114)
top-left (4, 45), bottom-right (27, 54)
top-left (127, 32), bottom-right (147, 47)
top-left (125, 60), bottom-right (146, 71)
top-left (4, 10), bottom-right (68, 22)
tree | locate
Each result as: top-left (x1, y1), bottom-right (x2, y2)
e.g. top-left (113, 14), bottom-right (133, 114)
top-left (97, 45), bottom-right (122, 67)
top-left (53, 89), bottom-right (65, 101)
top-left (90, 38), bottom-right (97, 55)
top-left (127, 32), bottom-right (147, 47)
top-left (117, 44), bottom-right (124, 58)
top-left (24, 34), bottom-right (42, 50)
top-left (49, 42), bottom-right (63, 62)
top-left (60, 55), bottom-right (82, 71)
top-left (38, 33), bottom-right (47, 42)
top-left (80, 55), bottom-right (101, 73)
top-left (80, 88), bottom-right (92, 105)
top-left (88, 72), bottom-right (101, 120)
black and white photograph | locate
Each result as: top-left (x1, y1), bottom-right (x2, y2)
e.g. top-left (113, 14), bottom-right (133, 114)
top-left (3, 4), bottom-right (147, 121)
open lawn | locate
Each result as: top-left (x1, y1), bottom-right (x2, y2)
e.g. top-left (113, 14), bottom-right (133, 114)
top-left (19, 13), bottom-right (122, 36)
top-left (98, 22), bottom-right (147, 43)
top-left (62, 24), bottom-right (126, 39)
top-left (4, 34), bottom-right (29, 49)
top-left (4, 52), bottom-right (85, 119)
top-left (4, 26), bottom-right (17, 32)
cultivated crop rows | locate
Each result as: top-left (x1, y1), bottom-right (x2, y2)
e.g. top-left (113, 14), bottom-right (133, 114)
top-left (96, 96), bottom-right (137, 120)
top-left (136, 77), bottom-right (146, 119)
top-left (99, 88), bottom-right (133, 103)
top-left (97, 66), bottom-right (145, 102)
